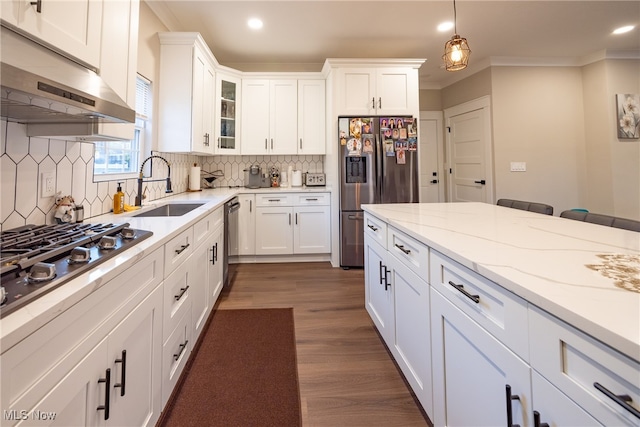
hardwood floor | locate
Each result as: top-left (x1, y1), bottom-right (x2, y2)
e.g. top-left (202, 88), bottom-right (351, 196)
top-left (218, 262), bottom-right (432, 427)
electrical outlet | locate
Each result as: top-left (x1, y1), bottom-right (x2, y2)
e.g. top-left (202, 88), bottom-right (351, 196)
top-left (510, 162), bottom-right (527, 172)
top-left (41, 172), bottom-right (55, 197)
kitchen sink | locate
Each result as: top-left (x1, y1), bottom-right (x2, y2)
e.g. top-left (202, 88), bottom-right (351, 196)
top-left (133, 203), bottom-right (205, 217)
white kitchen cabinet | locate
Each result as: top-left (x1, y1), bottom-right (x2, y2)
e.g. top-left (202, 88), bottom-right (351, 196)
top-left (334, 67), bottom-right (420, 116)
top-left (531, 371), bottom-right (602, 427)
top-left (229, 194), bottom-right (256, 256)
top-left (255, 206), bottom-right (294, 255)
top-left (1, 0), bottom-right (102, 69)
top-left (161, 305), bottom-right (191, 407)
top-left (214, 70), bottom-right (242, 154)
top-left (364, 234), bottom-right (393, 344)
top-left (430, 288), bottom-right (532, 427)
top-left (241, 79), bottom-right (298, 155)
top-left (363, 214), bottom-right (432, 415)
top-left (297, 79), bottom-right (326, 154)
top-left (529, 306), bottom-right (640, 426)
top-left (255, 193), bottom-right (331, 255)
top-left (157, 33), bottom-right (216, 155)
top-left (0, 248), bottom-right (164, 427)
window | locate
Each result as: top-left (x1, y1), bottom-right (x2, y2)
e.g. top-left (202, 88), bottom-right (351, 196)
top-left (93, 75), bottom-right (151, 181)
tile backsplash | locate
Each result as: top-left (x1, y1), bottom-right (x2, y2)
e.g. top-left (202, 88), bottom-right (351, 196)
top-left (0, 119), bottom-right (324, 231)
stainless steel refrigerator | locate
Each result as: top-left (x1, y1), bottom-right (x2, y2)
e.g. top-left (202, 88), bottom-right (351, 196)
top-left (339, 116), bottom-right (419, 267)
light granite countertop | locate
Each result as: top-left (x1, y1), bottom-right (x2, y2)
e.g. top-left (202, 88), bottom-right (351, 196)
top-left (1, 186), bottom-right (331, 351)
top-left (362, 202), bottom-right (640, 363)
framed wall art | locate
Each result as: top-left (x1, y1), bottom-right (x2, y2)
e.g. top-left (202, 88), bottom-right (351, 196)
top-left (616, 93), bottom-right (639, 139)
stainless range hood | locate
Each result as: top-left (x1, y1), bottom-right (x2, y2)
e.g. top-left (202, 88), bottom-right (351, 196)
top-left (1, 25), bottom-right (135, 131)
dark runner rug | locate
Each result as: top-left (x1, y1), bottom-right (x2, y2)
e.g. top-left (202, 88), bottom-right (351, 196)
top-left (158, 308), bottom-right (302, 427)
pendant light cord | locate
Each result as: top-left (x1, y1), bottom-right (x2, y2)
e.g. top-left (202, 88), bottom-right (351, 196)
top-left (453, 0), bottom-right (458, 34)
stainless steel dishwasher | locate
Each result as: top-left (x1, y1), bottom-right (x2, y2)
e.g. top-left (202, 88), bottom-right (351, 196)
top-left (224, 196), bottom-right (241, 287)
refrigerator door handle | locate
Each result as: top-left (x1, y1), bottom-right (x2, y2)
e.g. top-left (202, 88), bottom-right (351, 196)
top-left (375, 132), bottom-right (383, 203)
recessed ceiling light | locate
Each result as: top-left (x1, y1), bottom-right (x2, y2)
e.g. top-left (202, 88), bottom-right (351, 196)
top-left (438, 21), bottom-right (454, 32)
top-left (248, 18), bottom-right (263, 30)
top-left (613, 25), bottom-right (635, 34)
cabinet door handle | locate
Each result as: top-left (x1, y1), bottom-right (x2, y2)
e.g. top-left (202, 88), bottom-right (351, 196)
top-left (384, 267), bottom-right (390, 290)
top-left (533, 411), bottom-right (549, 427)
top-left (249, 200), bottom-right (252, 212)
top-left (264, 139), bottom-right (268, 150)
top-left (378, 261), bottom-right (385, 285)
top-left (594, 382), bottom-right (640, 419)
top-left (217, 136), bottom-right (221, 149)
top-left (289, 213), bottom-right (291, 225)
top-left (394, 243), bottom-right (411, 255)
top-left (271, 139), bottom-right (274, 150)
top-left (114, 350), bottom-right (127, 397)
top-left (505, 384), bottom-right (521, 427)
top-left (173, 340), bottom-right (189, 361)
top-left (175, 243), bottom-right (190, 254)
top-left (214, 242), bottom-right (218, 262)
top-left (295, 213), bottom-right (298, 225)
top-left (175, 286), bottom-right (189, 301)
top-left (378, 97), bottom-right (382, 109)
top-left (204, 133), bottom-right (209, 146)
top-left (368, 224), bottom-right (378, 232)
top-left (474, 179), bottom-right (486, 185)
top-left (371, 97), bottom-right (375, 109)
top-left (30, 0), bottom-right (42, 13)
top-left (97, 368), bottom-right (111, 420)
top-left (448, 280), bottom-right (480, 303)
top-left (300, 138), bottom-right (303, 149)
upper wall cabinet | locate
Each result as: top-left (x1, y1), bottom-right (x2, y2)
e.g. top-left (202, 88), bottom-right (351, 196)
top-left (214, 70), bottom-right (242, 155)
top-left (324, 59), bottom-right (424, 116)
top-left (157, 32), bottom-right (216, 155)
top-left (241, 79), bottom-right (298, 155)
top-left (1, 0), bottom-right (103, 70)
top-left (298, 79), bottom-right (326, 155)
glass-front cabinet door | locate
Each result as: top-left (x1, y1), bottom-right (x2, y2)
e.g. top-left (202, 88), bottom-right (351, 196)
top-left (215, 71), bottom-right (241, 154)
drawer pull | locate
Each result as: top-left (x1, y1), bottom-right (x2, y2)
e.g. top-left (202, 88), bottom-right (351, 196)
top-left (594, 382), bottom-right (640, 419)
top-left (533, 411), bottom-right (549, 427)
top-left (505, 384), bottom-right (521, 427)
top-left (448, 280), bottom-right (480, 303)
top-left (305, 198), bottom-right (318, 201)
top-left (175, 243), bottom-right (190, 254)
top-left (174, 340), bottom-right (189, 361)
top-left (268, 199), bottom-right (281, 202)
top-left (379, 261), bottom-right (385, 285)
top-left (175, 286), bottom-right (189, 301)
top-left (367, 224), bottom-right (379, 232)
top-left (97, 368), bottom-right (111, 420)
top-left (394, 244), bottom-right (411, 255)
top-left (114, 350), bottom-right (127, 397)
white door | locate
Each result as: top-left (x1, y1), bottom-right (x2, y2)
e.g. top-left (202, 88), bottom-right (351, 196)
top-left (270, 80), bottom-right (298, 154)
top-left (293, 205), bottom-right (330, 253)
top-left (364, 236), bottom-right (393, 343)
top-left (255, 207), bottom-right (293, 255)
top-left (241, 80), bottom-right (270, 154)
top-left (445, 96), bottom-right (493, 203)
top-left (419, 112), bottom-right (444, 203)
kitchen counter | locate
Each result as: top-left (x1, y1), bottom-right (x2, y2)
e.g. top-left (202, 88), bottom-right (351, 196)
top-left (362, 202), bottom-right (640, 362)
top-left (0, 186), bottom-right (332, 351)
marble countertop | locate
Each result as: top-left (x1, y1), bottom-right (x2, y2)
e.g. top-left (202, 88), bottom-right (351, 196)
top-left (1, 186), bottom-right (333, 350)
top-left (362, 202), bottom-right (640, 362)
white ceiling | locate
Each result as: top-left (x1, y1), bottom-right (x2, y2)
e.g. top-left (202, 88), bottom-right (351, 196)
top-left (145, 0), bottom-right (640, 88)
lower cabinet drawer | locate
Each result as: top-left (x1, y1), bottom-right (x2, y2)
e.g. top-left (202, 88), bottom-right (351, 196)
top-left (162, 257), bottom-right (192, 345)
top-left (387, 226), bottom-right (428, 279)
top-left (161, 307), bottom-right (192, 407)
top-left (364, 212), bottom-right (387, 249)
top-left (529, 306), bottom-right (640, 426)
top-left (430, 249), bottom-right (529, 361)
top-left (164, 227), bottom-right (194, 276)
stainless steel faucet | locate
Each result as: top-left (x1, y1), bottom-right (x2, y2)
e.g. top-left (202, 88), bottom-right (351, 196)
top-left (135, 155), bottom-right (173, 206)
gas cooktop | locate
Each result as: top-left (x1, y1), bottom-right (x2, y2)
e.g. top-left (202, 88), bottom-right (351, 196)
top-left (0, 222), bottom-right (153, 318)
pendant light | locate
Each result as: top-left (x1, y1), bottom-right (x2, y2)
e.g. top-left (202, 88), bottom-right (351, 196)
top-left (442, 0), bottom-right (471, 71)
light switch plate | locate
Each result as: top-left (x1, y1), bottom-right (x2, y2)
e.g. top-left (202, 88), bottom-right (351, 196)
top-left (510, 162), bottom-right (526, 172)
top-left (41, 172), bottom-right (55, 197)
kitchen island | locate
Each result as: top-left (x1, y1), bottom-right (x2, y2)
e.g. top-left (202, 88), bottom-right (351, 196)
top-left (362, 202), bottom-right (639, 426)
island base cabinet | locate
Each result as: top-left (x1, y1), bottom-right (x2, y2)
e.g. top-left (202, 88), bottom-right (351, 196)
top-left (364, 235), bottom-right (393, 343)
top-left (430, 288), bottom-right (532, 427)
top-left (387, 253), bottom-right (433, 416)
top-left (529, 306), bottom-right (640, 426)
top-left (531, 371), bottom-right (602, 426)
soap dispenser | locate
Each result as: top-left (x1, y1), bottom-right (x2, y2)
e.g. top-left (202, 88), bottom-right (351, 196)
top-left (113, 182), bottom-right (125, 214)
